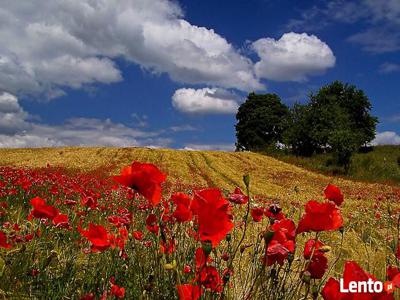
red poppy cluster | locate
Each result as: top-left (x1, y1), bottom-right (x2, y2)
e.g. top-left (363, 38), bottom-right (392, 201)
top-left (0, 162), bottom-right (398, 299)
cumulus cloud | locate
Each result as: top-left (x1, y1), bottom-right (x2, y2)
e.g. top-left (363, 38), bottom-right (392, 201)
top-left (0, 92), bottom-right (31, 134)
top-left (0, 0), bottom-right (262, 98)
top-left (252, 33), bottom-right (335, 82)
top-left (172, 88), bottom-right (240, 114)
top-left (372, 131), bottom-right (400, 145)
top-left (0, 92), bottom-right (172, 148)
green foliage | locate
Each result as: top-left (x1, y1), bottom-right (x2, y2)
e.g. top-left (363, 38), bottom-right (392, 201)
top-left (235, 93), bottom-right (289, 151)
top-left (266, 145), bottom-right (400, 184)
top-left (283, 103), bottom-right (316, 156)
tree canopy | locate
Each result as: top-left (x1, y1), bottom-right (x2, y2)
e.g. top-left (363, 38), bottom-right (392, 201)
top-left (235, 93), bottom-right (289, 151)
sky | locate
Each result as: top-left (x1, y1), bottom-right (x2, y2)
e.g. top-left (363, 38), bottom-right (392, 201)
top-left (0, 0), bottom-right (399, 149)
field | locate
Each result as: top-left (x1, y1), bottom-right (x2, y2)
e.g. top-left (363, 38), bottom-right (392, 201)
top-left (0, 147), bottom-right (399, 299)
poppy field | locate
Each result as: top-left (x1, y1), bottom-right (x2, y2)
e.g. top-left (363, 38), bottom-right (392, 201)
top-left (0, 147), bottom-right (400, 299)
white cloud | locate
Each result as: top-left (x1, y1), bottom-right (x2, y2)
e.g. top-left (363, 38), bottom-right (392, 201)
top-left (252, 33), bottom-right (335, 82)
top-left (183, 143), bottom-right (235, 151)
top-left (0, 92), bottom-right (31, 134)
top-left (372, 131), bottom-right (400, 145)
top-left (0, 93), bottom-right (172, 148)
top-left (172, 88), bottom-right (240, 114)
top-left (0, 0), bottom-right (262, 98)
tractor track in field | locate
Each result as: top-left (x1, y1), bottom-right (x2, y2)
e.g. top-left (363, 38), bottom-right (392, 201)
top-left (199, 152), bottom-right (242, 188)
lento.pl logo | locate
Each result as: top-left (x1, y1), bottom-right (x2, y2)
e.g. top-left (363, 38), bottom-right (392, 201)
top-left (339, 278), bottom-right (396, 294)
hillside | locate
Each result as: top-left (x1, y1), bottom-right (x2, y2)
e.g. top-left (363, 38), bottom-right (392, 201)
top-left (0, 147), bottom-right (396, 203)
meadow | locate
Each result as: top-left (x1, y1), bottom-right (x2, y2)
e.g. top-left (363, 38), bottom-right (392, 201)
top-left (0, 147), bottom-right (399, 299)
top-left (265, 145), bottom-right (400, 185)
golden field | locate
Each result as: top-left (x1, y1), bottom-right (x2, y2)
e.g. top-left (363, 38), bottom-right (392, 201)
top-left (0, 147), bottom-right (399, 280)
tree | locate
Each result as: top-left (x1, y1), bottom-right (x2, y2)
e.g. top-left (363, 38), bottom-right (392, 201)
top-left (283, 103), bottom-right (316, 156)
top-left (235, 93), bottom-right (289, 151)
top-left (285, 81), bottom-right (378, 169)
top-left (308, 81), bottom-right (378, 151)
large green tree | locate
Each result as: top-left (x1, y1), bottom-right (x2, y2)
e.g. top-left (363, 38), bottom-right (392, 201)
top-left (308, 81), bottom-right (378, 151)
top-left (235, 93), bottom-right (289, 151)
top-left (285, 81), bottom-right (378, 167)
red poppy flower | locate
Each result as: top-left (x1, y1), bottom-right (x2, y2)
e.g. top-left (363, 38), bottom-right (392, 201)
top-left (195, 247), bottom-right (209, 270)
top-left (265, 218), bottom-right (296, 266)
top-left (79, 223), bottom-right (112, 252)
top-left (387, 266), bottom-right (400, 281)
top-left (113, 162), bottom-right (166, 206)
top-left (81, 196), bottom-right (98, 209)
top-left (297, 200), bottom-right (343, 234)
top-left (306, 253), bottom-right (328, 279)
top-left (160, 238), bottom-right (176, 254)
top-left (265, 204), bottom-right (285, 221)
top-left (177, 284), bottom-right (202, 300)
top-left (145, 214), bottom-right (159, 234)
top-left (228, 187), bottom-right (248, 205)
top-left (251, 207), bottom-right (264, 222)
top-left (110, 284), bottom-right (125, 299)
top-left (303, 239), bottom-right (325, 259)
top-left (198, 266), bottom-right (223, 292)
top-left (266, 240), bottom-right (295, 266)
top-left (133, 231), bottom-right (143, 241)
top-left (0, 231), bottom-right (11, 249)
top-left (52, 213), bottom-right (70, 229)
top-left (324, 184), bottom-right (344, 206)
top-left (321, 261), bottom-right (394, 300)
top-left (171, 193), bottom-right (192, 223)
top-left (29, 197), bottom-right (59, 220)
top-left (191, 189), bottom-right (233, 248)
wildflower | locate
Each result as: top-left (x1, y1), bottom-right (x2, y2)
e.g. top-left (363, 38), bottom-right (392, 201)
top-left (171, 193), bottom-right (192, 222)
top-left (228, 187), bottom-right (248, 205)
top-left (132, 231), bottom-right (143, 241)
top-left (191, 189), bottom-right (233, 247)
top-left (113, 162), bottom-right (166, 206)
top-left (297, 200), bottom-right (343, 234)
top-left (251, 207), bottom-right (264, 222)
top-left (197, 266), bottom-right (223, 292)
top-left (324, 184), bottom-right (344, 206)
top-left (29, 197), bottom-right (59, 220)
top-left (79, 224), bottom-right (112, 252)
top-left (110, 284), bottom-right (125, 299)
top-left (322, 261), bottom-right (393, 299)
top-left (177, 284), bottom-right (202, 300)
top-left (0, 231), bottom-right (11, 249)
top-left (145, 214), bottom-right (159, 234)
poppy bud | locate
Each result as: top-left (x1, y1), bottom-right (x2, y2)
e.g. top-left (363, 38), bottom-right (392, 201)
top-left (302, 271), bottom-right (311, 284)
top-left (243, 174), bottom-right (250, 189)
top-left (319, 245), bottom-right (331, 253)
top-left (263, 230), bottom-right (274, 245)
top-left (339, 227), bottom-right (344, 234)
top-left (312, 285), bottom-right (319, 300)
top-left (225, 233), bottom-right (231, 242)
top-left (202, 240), bottom-right (213, 257)
top-left (221, 253), bottom-right (230, 261)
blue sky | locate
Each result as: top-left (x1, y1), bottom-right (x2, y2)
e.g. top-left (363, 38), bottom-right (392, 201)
top-left (0, 0), bottom-right (399, 148)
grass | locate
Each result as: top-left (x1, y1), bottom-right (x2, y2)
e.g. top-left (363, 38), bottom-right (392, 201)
top-left (264, 145), bottom-right (400, 185)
